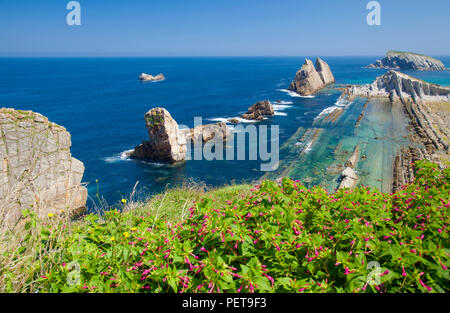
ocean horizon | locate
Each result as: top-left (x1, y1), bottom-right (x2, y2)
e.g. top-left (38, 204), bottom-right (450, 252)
top-left (1, 56), bottom-right (449, 207)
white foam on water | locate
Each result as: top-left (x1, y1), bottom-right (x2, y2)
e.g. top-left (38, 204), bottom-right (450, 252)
top-left (104, 149), bottom-right (134, 163)
top-left (314, 97), bottom-right (352, 121)
top-left (274, 111), bottom-right (288, 116)
top-left (277, 89), bottom-right (316, 98)
top-left (207, 117), bottom-right (259, 124)
top-left (273, 104), bottom-right (293, 110)
top-left (275, 100), bottom-right (293, 105)
top-left (303, 141), bottom-right (313, 153)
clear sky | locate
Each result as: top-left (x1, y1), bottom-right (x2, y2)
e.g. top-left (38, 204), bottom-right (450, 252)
top-left (1, 0), bottom-right (449, 57)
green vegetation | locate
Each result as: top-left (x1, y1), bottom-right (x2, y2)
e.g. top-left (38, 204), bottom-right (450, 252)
top-left (386, 50), bottom-right (438, 60)
top-left (0, 160), bottom-right (448, 293)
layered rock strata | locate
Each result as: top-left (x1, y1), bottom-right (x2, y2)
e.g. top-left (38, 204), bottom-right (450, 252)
top-left (348, 70), bottom-right (450, 103)
top-left (288, 58), bottom-right (335, 96)
top-left (0, 108), bottom-right (87, 225)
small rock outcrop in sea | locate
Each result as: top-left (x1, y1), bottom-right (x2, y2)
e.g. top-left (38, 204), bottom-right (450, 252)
top-left (130, 108), bottom-right (187, 163)
top-left (139, 73), bottom-right (165, 82)
top-left (367, 51), bottom-right (446, 71)
top-left (240, 100), bottom-right (275, 121)
top-left (181, 122), bottom-right (231, 143)
top-left (288, 58), bottom-right (335, 96)
top-left (0, 108), bottom-right (87, 225)
top-left (338, 167), bottom-right (358, 189)
top-left (348, 70), bottom-right (450, 103)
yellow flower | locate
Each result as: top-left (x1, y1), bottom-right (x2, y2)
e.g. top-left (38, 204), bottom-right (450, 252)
top-left (48, 213), bottom-right (54, 218)
top-left (131, 227), bottom-right (137, 231)
top-left (110, 237), bottom-right (115, 241)
top-left (121, 199), bottom-right (127, 204)
top-left (123, 232), bottom-right (130, 238)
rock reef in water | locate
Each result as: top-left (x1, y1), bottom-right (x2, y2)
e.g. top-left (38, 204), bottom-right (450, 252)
top-left (367, 51), bottom-right (446, 71)
top-left (0, 108), bottom-right (87, 225)
top-left (139, 73), bottom-right (165, 82)
top-left (338, 167), bottom-right (358, 190)
top-left (181, 122), bottom-right (231, 143)
top-left (130, 108), bottom-right (230, 163)
top-left (348, 70), bottom-right (450, 103)
top-left (288, 57), bottom-right (335, 96)
top-left (240, 100), bottom-right (275, 121)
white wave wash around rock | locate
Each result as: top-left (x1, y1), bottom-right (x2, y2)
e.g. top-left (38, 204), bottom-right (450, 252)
top-left (104, 149), bottom-right (135, 163)
top-left (207, 117), bottom-right (260, 124)
top-left (277, 89), bottom-right (315, 98)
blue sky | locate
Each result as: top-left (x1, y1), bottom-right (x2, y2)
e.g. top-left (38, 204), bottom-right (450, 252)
top-left (0, 0), bottom-right (449, 57)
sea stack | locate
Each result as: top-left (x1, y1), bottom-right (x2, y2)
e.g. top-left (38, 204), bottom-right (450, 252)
top-left (139, 73), bottom-right (165, 82)
top-left (0, 108), bottom-right (87, 225)
top-left (240, 100), bottom-right (275, 121)
top-left (130, 108), bottom-right (187, 163)
top-left (288, 58), bottom-right (335, 96)
top-left (130, 108), bottom-right (231, 162)
top-left (367, 51), bottom-right (446, 71)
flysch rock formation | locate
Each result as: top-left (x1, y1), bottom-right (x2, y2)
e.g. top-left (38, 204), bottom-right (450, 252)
top-left (0, 108), bottom-right (87, 225)
top-left (288, 57), bottom-right (335, 96)
top-left (129, 108), bottom-right (231, 163)
top-left (240, 100), bottom-right (275, 121)
top-left (367, 51), bottom-right (447, 71)
top-left (346, 71), bottom-right (450, 192)
top-left (139, 73), bottom-right (165, 82)
top-left (348, 70), bottom-right (450, 103)
top-left (130, 108), bottom-right (187, 163)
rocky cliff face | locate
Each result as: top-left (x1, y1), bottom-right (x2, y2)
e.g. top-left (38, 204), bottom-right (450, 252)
top-left (367, 51), bottom-right (446, 71)
top-left (130, 108), bottom-right (187, 163)
top-left (288, 58), bottom-right (335, 96)
top-left (349, 70), bottom-right (450, 103)
top-left (0, 108), bottom-right (87, 225)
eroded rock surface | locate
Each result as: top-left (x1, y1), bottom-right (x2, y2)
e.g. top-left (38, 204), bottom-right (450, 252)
top-left (288, 58), bottom-right (335, 96)
top-left (338, 167), bottom-right (358, 189)
top-left (130, 108), bottom-right (186, 163)
top-left (241, 100), bottom-right (274, 121)
top-left (0, 108), bottom-right (87, 225)
top-left (139, 73), bottom-right (165, 82)
top-left (349, 70), bottom-right (450, 103)
top-left (182, 122), bottom-right (231, 143)
top-left (367, 51), bottom-right (446, 71)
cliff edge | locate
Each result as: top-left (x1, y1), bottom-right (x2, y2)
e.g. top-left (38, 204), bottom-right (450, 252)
top-left (0, 108), bottom-right (87, 225)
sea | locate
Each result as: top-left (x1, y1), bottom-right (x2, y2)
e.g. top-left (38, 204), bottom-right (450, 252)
top-left (0, 57), bottom-right (449, 207)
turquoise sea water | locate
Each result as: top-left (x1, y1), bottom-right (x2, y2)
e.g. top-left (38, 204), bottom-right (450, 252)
top-left (0, 57), bottom-right (449, 206)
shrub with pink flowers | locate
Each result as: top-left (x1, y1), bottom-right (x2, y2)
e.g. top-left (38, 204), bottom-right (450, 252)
top-left (24, 160), bottom-right (450, 292)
